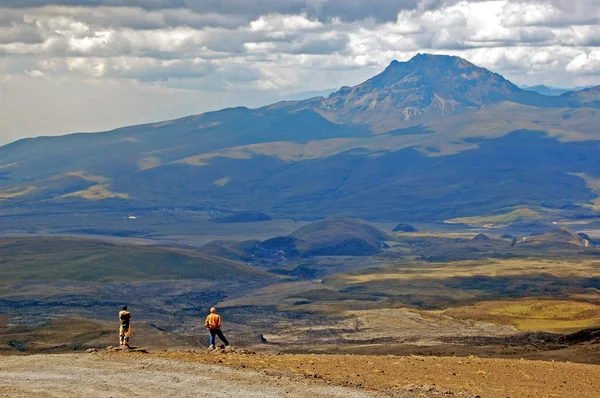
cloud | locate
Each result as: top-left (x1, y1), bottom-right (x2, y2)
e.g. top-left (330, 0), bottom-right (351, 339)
top-left (24, 68), bottom-right (49, 79)
top-left (0, 1), bottom-right (427, 23)
top-left (566, 51), bottom-right (600, 75)
top-left (0, 0), bottom-right (599, 143)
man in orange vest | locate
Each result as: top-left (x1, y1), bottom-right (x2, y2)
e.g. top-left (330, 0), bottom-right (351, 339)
top-left (205, 307), bottom-right (229, 349)
top-left (119, 306), bottom-right (131, 347)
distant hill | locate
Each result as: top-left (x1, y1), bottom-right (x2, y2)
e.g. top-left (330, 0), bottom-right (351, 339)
top-left (393, 223), bottom-right (418, 233)
top-left (0, 237), bottom-right (273, 282)
top-left (277, 88), bottom-right (337, 102)
top-left (1, 53), bottom-right (600, 230)
top-left (199, 240), bottom-right (258, 262)
top-left (560, 86), bottom-right (600, 107)
top-left (472, 233), bottom-right (491, 242)
top-left (521, 85), bottom-right (574, 96)
top-left (290, 217), bottom-right (390, 256)
top-left (243, 217), bottom-right (390, 258)
top-left (516, 228), bottom-right (591, 248)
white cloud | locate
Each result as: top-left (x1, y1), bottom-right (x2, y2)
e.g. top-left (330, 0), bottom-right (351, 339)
top-left (566, 51), bottom-right (600, 75)
top-left (249, 14), bottom-right (322, 32)
top-left (24, 68), bottom-right (49, 79)
top-left (501, 1), bottom-right (561, 27)
top-left (0, 0), bottom-right (599, 143)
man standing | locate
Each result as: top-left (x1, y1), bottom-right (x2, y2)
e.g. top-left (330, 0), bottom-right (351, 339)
top-left (205, 307), bottom-right (229, 349)
top-left (119, 306), bottom-right (131, 347)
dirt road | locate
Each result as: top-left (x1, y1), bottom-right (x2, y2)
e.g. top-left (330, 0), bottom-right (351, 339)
top-left (0, 353), bottom-right (399, 398)
top-left (1, 350), bottom-right (599, 397)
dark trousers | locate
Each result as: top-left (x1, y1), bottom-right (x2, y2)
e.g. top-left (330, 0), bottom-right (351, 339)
top-left (209, 328), bottom-right (229, 346)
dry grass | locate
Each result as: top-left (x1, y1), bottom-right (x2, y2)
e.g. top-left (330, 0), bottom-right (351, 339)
top-left (427, 101), bottom-right (600, 142)
top-left (167, 102), bottom-right (600, 168)
top-left (445, 299), bottom-right (600, 332)
top-left (177, 139), bottom-right (360, 165)
top-left (213, 177), bottom-right (232, 187)
top-left (137, 156), bottom-right (163, 170)
top-left (151, 120), bottom-right (176, 128)
top-left (338, 259), bottom-right (600, 284)
top-left (571, 173), bottom-right (600, 211)
top-left (446, 207), bottom-right (545, 226)
top-left (1, 317), bottom-right (182, 353)
top-left (176, 134), bottom-right (442, 166)
top-left (64, 171), bottom-right (109, 183)
top-left (0, 162), bottom-right (17, 170)
top-left (60, 184), bottom-right (130, 200)
top-left (0, 186), bottom-right (35, 199)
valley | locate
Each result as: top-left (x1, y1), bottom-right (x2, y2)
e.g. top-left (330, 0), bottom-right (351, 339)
top-left (1, 53), bottom-right (600, 396)
top-left (2, 217), bottom-right (599, 367)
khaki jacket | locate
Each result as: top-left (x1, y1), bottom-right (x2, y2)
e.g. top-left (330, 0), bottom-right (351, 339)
top-left (205, 313), bottom-right (222, 329)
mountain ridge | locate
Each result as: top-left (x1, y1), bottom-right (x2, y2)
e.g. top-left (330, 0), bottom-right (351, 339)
top-left (262, 54), bottom-right (599, 132)
top-left (1, 53), bottom-right (600, 227)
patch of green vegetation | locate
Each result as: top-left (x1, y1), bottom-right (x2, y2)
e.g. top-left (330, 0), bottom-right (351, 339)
top-left (0, 237), bottom-right (274, 282)
top-left (446, 207), bottom-right (547, 226)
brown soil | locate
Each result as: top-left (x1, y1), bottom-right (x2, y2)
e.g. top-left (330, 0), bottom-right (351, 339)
top-left (158, 350), bottom-right (600, 398)
top-left (1, 349), bottom-right (599, 397)
top-left (0, 353), bottom-right (387, 398)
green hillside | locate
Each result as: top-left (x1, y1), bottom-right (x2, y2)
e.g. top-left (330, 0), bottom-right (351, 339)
top-left (290, 217), bottom-right (390, 255)
top-left (1, 54), bottom-right (600, 229)
top-left (0, 237), bottom-right (273, 282)
top-left (246, 217), bottom-right (391, 258)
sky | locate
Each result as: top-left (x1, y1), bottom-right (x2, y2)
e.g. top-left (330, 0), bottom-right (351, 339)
top-left (0, 0), bottom-right (599, 145)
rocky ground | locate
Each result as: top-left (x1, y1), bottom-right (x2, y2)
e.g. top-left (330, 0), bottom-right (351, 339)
top-left (0, 350), bottom-right (468, 398)
top-left (1, 347), bottom-right (599, 397)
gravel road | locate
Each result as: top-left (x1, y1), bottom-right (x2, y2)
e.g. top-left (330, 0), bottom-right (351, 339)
top-left (0, 353), bottom-right (386, 398)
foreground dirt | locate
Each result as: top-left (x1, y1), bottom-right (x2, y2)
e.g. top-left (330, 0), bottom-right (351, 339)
top-left (2, 350), bottom-right (597, 397)
top-left (159, 350), bottom-right (600, 398)
top-left (0, 353), bottom-right (394, 398)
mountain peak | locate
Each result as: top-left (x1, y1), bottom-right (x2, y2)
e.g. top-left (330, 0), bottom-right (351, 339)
top-left (408, 53), bottom-right (473, 66)
top-left (314, 53), bottom-right (522, 132)
top-left (370, 53), bottom-right (502, 92)
top-left (410, 52), bottom-right (462, 61)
